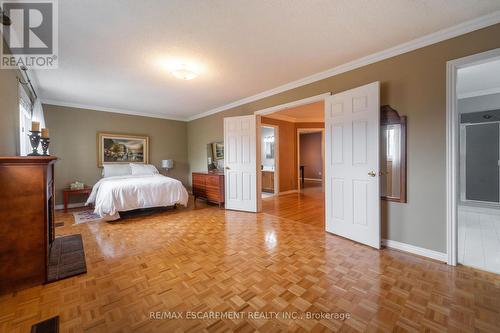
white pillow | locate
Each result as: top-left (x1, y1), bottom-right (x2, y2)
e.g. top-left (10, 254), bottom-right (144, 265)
top-left (130, 163), bottom-right (159, 176)
top-left (102, 164), bottom-right (132, 178)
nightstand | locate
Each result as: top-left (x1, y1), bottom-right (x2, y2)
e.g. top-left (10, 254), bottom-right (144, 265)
top-left (63, 186), bottom-right (92, 212)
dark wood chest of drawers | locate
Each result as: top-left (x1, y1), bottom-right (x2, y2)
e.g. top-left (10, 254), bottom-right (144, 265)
top-left (192, 172), bottom-right (224, 208)
top-left (0, 156), bottom-right (57, 294)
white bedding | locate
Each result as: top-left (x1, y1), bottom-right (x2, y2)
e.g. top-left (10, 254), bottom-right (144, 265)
top-left (86, 174), bottom-right (189, 220)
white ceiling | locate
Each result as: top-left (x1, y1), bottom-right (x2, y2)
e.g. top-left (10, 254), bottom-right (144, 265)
top-left (33, 1), bottom-right (500, 121)
top-left (457, 59), bottom-right (500, 99)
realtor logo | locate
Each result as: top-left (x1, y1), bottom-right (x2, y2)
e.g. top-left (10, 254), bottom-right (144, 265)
top-left (1, 0), bottom-right (58, 69)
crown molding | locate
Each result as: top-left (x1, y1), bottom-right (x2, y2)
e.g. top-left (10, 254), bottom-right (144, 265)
top-left (38, 11), bottom-right (500, 122)
top-left (457, 86), bottom-right (500, 99)
top-left (187, 11), bottom-right (500, 122)
top-left (41, 99), bottom-right (187, 121)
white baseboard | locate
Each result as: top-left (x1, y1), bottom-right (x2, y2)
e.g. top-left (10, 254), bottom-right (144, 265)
top-left (304, 178), bottom-right (322, 182)
top-left (382, 239), bottom-right (447, 262)
top-left (55, 202), bottom-right (87, 210)
top-left (278, 190), bottom-right (298, 196)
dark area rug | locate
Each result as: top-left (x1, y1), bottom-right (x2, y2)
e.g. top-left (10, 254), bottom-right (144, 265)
top-left (31, 316), bottom-right (59, 333)
top-left (47, 234), bottom-right (87, 282)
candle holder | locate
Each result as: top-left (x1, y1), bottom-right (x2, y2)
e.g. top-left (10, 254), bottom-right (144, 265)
top-left (28, 131), bottom-right (41, 156)
top-left (40, 137), bottom-right (50, 156)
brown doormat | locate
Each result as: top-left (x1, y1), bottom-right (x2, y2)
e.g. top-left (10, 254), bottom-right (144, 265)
top-left (47, 234), bottom-right (87, 282)
top-left (31, 316), bottom-right (59, 333)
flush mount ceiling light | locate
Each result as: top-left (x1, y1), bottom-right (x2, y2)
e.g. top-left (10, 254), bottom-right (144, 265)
top-left (157, 58), bottom-right (203, 81)
top-left (170, 63), bottom-right (199, 80)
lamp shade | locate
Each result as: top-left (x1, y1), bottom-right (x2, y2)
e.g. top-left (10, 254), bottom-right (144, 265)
top-left (161, 159), bottom-right (174, 169)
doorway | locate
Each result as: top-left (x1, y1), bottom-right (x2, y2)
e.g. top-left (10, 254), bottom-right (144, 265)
top-left (224, 82), bottom-right (382, 248)
top-left (261, 125), bottom-right (279, 198)
top-left (446, 48), bottom-right (500, 273)
top-left (255, 96), bottom-right (327, 227)
top-left (297, 128), bottom-right (324, 191)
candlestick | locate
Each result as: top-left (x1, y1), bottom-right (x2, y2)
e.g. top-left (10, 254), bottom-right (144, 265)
top-left (41, 128), bottom-right (49, 138)
top-left (27, 131), bottom-right (41, 156)
top-left (31, 121), bottom-right (40, 132)
top-left (40, 138), bottom-right (50, 156)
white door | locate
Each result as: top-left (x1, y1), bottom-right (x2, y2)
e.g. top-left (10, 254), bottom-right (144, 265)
top-left (224, 115), bottom-right (261, 212)
top-left (325, 82), bottom-right (381, 248)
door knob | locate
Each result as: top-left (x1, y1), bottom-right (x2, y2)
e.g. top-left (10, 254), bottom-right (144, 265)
top-left (368, 171), bottom-right (376, 177)
top-left (225, 166), bottom-right (230, 170)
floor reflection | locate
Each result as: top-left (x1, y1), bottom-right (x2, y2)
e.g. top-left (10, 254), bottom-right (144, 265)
top-left (1, 194), bottom-right (498, 332)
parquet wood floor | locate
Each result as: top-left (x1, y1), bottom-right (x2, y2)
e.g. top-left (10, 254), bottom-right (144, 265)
top-left (1, 192), bottom-right (500, 332)
top-left (262, 182), bottom-right (324, 227)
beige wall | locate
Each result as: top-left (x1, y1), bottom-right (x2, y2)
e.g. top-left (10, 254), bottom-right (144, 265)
top-left (44, 105), bottom-right (189, 205)
top-left (300, 132), bottom-right (322, 179)
top-left (187, 23), bottom-right (500, 253)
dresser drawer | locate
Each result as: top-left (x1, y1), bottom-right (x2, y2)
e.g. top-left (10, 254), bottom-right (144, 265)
top-left (192, 172), bottom-right (224, 207)
top-left (206, 187), bottom-right (221, 202)
top-left (206, 175), bottom-right (221, 187)
top-left (192, 174), bottom-right (206, 186)
top-left (193, 184), bottom-right (206, 195)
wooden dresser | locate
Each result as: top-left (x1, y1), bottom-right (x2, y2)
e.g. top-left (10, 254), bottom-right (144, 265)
top-left (0, 156), bottom-right (57, 294)
top-left (192, 172), bottom-right (225, 208)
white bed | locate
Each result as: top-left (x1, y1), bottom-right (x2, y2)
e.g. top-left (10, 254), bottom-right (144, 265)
top-left (86, 164), bottom-right (189, 220)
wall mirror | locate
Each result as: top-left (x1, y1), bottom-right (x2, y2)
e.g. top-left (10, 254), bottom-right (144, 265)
top-left (380, 105), bottom-right (407, 203)
top-left (207, 142), bottom-right (224, 171)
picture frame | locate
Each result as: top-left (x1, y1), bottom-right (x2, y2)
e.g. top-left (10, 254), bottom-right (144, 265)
top-left (97, 132), bottom-right (149, 167)
top-left (212, 142), bottom-right (224, 160)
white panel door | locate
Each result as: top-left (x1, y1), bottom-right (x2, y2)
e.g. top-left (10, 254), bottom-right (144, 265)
top-left (325, 82), bottom-right (381, 248)
top-left (224, 115), bottom-right (260, 212)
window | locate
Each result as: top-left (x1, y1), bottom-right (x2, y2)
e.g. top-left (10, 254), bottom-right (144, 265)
top-left (19, 87), bottom-right (32, 156)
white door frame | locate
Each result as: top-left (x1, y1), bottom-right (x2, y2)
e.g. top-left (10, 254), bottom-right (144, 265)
top-left (446, 47), bottom-right (500, 266)
top-left (254, 93), bottom-right (330, 117)
top-left (254, 93), bottom-right (330, 206)
top-left (297, 128), bottom-right (325, 191)
top-left (261, 124), bottom-right (280, 195)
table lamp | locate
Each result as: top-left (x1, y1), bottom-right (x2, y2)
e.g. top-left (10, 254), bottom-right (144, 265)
top-left (161, 159), bottom-right (174, 174)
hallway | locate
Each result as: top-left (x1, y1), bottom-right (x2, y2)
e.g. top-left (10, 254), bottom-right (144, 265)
top-left (262, 181), bottom-right (324, 227)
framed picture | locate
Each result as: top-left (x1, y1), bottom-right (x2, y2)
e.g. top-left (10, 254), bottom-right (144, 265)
top-left (212, 142), bottom-right (224, 160)
top-left (97, 132), bottom-right (149, 167)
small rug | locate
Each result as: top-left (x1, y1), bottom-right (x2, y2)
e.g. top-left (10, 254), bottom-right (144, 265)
top-left (47, 234), bottom-right (87, 282)
top-left (31, 316), bottom-right (59, 333)
top-left (73, 210), bottom-right (102, 224)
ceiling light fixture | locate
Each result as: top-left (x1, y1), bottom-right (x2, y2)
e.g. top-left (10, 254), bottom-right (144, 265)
top-left (170, 63), bottom-right (199, 80)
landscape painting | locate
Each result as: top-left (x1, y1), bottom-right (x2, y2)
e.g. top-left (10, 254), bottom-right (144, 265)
top-left (97, 132), bottom-right (149, 167)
